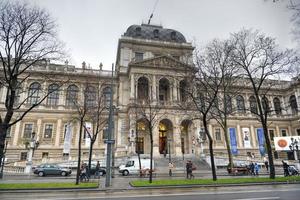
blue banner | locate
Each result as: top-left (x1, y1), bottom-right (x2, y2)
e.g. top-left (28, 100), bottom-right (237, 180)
top-left (257, 128), bottom-right (265, 156)
top-left (229, 127), bottom-right (238, 155)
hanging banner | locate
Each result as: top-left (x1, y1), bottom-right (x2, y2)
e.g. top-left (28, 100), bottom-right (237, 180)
top-left (85, 122), bottom-right (92, 147)
top-left (274, 136), bottom-right (300, 151)
top-left (257, 128), bottom-right (265, 156)
top-left (63, 123), bottom-right (72, 154)
top-left (242, 127), bottom-right (251, 148)
top-left (229, 127), bottom-right (238, 155)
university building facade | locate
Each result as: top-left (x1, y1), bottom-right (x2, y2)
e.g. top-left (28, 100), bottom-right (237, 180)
top-left (1, 24), bottom-right (300, 165)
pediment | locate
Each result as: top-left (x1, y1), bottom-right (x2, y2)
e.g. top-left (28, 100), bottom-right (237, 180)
top-left (129, 55), bottom-right (191, 70)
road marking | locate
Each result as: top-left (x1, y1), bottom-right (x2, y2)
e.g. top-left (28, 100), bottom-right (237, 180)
top-left (34, 187), bottom-right (299, 200)
top-left (232, 197), bottom-right (280, 200)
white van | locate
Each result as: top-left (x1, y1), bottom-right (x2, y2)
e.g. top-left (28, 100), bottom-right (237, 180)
top-left (119, 158), bottom-right (154, 176)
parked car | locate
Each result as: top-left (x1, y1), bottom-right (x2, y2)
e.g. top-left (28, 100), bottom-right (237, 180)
top-left (33, 164), bottom-right (72, 177)
top-left (89, 164), bottom-right (106, 176)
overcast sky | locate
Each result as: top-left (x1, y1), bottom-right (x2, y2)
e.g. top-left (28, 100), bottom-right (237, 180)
top-left (28, 0), bottom-right (295, 70)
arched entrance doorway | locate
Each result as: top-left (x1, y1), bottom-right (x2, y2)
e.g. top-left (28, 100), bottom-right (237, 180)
top-left (158, 119), bottom-right (173, 154)
top-left (181, 120), bottom-right (193, 154)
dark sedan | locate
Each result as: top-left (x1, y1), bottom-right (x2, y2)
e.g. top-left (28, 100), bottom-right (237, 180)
top-left (89, 164), bottom-right (106, 176)
top-left (33, 164), bottom-right (72, 177)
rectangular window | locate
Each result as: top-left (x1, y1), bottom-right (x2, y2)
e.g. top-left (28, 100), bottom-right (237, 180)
top-left (6, 126), bottom-right (11, 138)
top-left (44, 124), bottom-right (53, 138)
top-left (269, 129), bottom-right (275, 141)
top-left (281, 129), bottom-right (287, 137)
top-left (23, 124), bottom-right (33, 138)
top-left (42, 152), bottom-right (49, 159)
top-left (63, 124), bottom-right (68, 139)
top-left (297, 129), bottom-right (300, 136)
top-left (135, 52), bottom-right (143, 61)
top-left (20, 152), bottom-right (27, 161)
top-left (215, 128), bottom-right (221, 141)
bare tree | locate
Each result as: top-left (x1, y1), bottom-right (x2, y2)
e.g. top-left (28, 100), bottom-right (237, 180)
top-left (132, 97), bottom-right (164, 183)
top-left (229, 28), bottom-right (296, 179)
top-left (0, 1), bottom-right (64, 175)
top-left (205, 39), bottom-right (240, 169)
top-left (83, 83), bottom-right (108, 177)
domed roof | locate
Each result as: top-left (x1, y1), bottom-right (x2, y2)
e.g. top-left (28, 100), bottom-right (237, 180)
top-left (124, 24), bottom-right (186, 43)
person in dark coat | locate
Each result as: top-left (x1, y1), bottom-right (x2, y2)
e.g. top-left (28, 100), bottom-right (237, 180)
top-left (282, 160), bottom-right (289, 177)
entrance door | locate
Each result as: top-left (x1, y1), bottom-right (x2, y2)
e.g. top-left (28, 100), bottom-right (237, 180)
top-left (136, 137), bottom-right (144, 154)
top-left (159, 130), bottom-right (167, 154)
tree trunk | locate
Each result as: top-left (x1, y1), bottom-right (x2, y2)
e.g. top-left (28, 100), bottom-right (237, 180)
top-left (0, 124), bottom-right (8, 178)
top-left (149, 131), bottom-right (154, 183)
top-left (262, 121), bottom-right (275, 179)
top-left (203, 118), bottom-right (217, 181)
top-left (88, 140), bottom-right (94, 178)
top-left (223, 123), bottom-right (233, 168)
top-left (76, 119), bottom-right (83, 185)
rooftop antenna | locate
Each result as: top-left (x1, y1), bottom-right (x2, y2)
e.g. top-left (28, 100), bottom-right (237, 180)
top-left (148, 0), bottom-right (159, 25)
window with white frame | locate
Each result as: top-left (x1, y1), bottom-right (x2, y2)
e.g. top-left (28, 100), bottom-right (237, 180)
top-left (215, 128), bottom-right (221, 141)
top-left (281, 129), bottom-right (287, 137)
top-left (135, 52), bottom-right (144, 61)
top-left (269, 129), bottom-right (275, 141)
top-left (23, 124), bottom-right (33, 138)
top-left (20, 152), bottom-right (27, 161)
top-left (44, 124), bottom-right (53, 138)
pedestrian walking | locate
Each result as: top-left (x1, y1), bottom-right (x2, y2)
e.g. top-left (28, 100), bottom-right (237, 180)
top-left (95, 161), bottom-right (100, 179)
top-left (169, 162), bottom-right (174, 177)
top-left (254, 163), bottom-right (259, 176)
top-left (282, 160), bottom-right (289, 177)
top-left (264, 157), bottom-right (269, 172)
top-left (80, 162), bottom-right (89, 182)
top-left (186, 160), bottom-right (194, 179)
top-left (249, 162), bottom-right (255, 176)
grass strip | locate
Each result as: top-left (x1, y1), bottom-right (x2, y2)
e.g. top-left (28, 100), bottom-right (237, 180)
top-left (131, 176), bottom-right (300, 187)
top-left (0, 182), bottom-right (99, 190)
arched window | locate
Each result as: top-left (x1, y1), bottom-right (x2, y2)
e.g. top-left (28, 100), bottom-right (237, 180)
top-left (85, 85), bottom-right (97, 107)
top-left (261, 96), bottom-right (270, 113)
top-left (102, 87), bottom-right (111, 107)
top-left (153, 29), bottom-right (159, 38)
top-left (236, 95), bottom-right (245, 113)
top-left (179, 80), bottom-right (187, 102)
top-left (47, 84), bottom-right (59, 106)
top-left (135, 27), bottom-right (141, 36)
top-left (159, 78), bottom-right (170, 103)
top-left (66, 85), bottom-right (79, 106)
top-left (27, 82), bottom-right (41, 105)
top-left (290, 95), bottom-right (298, 114)
top-left (273, 97), bottom-right (282, 115)
top-left (225, 95), bottom-right (232, 114)
top-left (137, 77), bottom-right (149, 101)
top-left (171, 31), bottom-right (176, 40)
top-left (249, 96), bottom-right (257, 114)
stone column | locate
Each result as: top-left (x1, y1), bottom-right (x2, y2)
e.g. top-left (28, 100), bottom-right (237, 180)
top-left (1, 86), bottom-right (7, 103)
top-left (55, 119), bottom-right (62, 147)
top-left (173, 118), bottom-right (182, 156)
top-left (172, 79), bottom-right (177, 102)
top-left (13, 122), bottom-right (21, 146)
top-left (59, 86), bottom-right (65, 106)
top-left (153, 124), bottom-right (160, 157)
top-left (152, 75), bottom-right (157, 101)
top-left (288, 125), bottom-right (292, 136)
top-left (276, 125), bottom-right (280, 137)
top-left (36, 119), bottom-right (42, 141)
top-left (250, 125), bottom-right (257, 148)
top-left (130, 74), bottom-right (135, 99)
top-left (237, 124), bottom-right (243, 148)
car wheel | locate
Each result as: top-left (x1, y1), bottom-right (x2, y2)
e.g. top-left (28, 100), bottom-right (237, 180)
top-left (38, 171), bottom-right (44, 177)
top-left (61, 171), bottom-right (67, 176)
top-left (122, 170), bottom-right (129, 176)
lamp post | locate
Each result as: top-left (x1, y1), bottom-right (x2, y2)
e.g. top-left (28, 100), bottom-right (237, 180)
top-left (167, 137), bottom-right (172, 177)
top-left (289, 137), bottom-right (299, 169)
top-left (24, 132), bottom-right (39, 174)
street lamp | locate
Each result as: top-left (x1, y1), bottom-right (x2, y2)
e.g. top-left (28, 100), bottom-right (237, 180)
top-left (289, 137), bottom-right (299, 169)
top-left (167, 137), bottom-right (172, 177)
top-left (24, 132), bottom-right (39, 174)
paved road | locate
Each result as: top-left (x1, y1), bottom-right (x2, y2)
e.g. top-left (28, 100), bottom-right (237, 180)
top-left (0, 184), bottom-right (299, 200)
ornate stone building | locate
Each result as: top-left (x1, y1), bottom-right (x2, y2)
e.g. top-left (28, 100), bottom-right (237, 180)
top-left (1, 24), bottom-right (300, 165)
